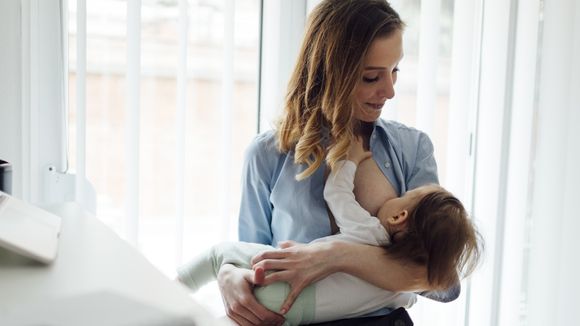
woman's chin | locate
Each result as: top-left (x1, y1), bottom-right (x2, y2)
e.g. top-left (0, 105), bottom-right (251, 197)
top-left (355, 110), bottom-right (382, 123)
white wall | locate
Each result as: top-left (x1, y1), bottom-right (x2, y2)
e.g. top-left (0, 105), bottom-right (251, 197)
top-left (0, 0), bottom-right (68, 204)
top-left (0, 0), bottom-right (23, 197)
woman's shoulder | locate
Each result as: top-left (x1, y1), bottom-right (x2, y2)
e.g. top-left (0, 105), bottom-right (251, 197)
top-left (247, 129), bottom-right (280, 155)
top-left (244, 129), bottom-right (287, 165)
top-left (254, 128), bottom-right (278, 145)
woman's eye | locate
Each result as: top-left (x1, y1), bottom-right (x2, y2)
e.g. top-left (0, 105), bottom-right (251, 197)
top-left (362, 76), bottom-right (379, 83)
top-left (392, 67), bottom-right (400, 73)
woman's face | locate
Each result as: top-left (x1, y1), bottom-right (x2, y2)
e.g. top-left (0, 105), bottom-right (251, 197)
top-left (353, 29), bottom-right (403, 123)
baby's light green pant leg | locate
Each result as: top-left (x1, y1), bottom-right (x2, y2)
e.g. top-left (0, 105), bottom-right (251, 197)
top-left (178, 241), bottom-right (316, 325)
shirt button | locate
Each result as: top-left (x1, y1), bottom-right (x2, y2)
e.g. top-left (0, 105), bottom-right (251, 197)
top-left (372, 134), bottom-right (377, 139)
top-left (384, 162), bottom-right (390, 169)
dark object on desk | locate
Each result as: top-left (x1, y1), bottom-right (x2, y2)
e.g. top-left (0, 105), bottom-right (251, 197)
top-left (0, 160), bottom-right (12, 195)
top-left (311, 307), bottom-right (413, 326)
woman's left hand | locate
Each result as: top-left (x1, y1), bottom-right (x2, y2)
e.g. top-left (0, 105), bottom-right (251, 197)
top-left (250, 240), bottom-right (340, 315)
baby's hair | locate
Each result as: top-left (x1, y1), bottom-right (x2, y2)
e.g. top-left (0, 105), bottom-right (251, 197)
top-left (386, 189), bottom-right (483, 289)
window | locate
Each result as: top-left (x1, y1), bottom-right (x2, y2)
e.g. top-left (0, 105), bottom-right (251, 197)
top-left (386, 0), bottom-right (458, 190)
top-left (67, 0), bottom-right (261, 280)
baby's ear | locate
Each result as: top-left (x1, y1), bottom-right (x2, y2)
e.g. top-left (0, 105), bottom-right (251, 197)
top-left (388, 210), bottom-right (409, 224)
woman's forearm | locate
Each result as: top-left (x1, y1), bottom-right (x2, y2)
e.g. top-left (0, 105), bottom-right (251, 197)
top-left (331, 241), bottom-right (429, 292)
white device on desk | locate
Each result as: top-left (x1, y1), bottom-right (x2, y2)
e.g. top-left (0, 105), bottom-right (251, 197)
top-left (0, 190), bottom-right (62, 264)
top-left (0, 202), bottom-right (224, 326)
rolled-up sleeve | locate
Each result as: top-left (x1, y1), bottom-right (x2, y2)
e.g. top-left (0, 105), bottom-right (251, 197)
top-left (407, 131), bottom-right (439, 189)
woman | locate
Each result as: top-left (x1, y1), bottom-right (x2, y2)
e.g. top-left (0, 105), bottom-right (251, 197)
top-left (219, 0), bottom-right (457, 325)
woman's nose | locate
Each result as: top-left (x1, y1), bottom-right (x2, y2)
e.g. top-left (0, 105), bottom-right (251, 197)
top-left (377, 77), bottom-right (395, 100)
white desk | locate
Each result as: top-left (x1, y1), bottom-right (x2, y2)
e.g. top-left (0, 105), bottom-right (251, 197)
top-left (0, 203), bottom-right (225, 326)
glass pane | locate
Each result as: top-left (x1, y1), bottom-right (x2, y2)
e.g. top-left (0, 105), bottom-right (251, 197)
top-left (388, 0), bottom-right (455, 186)
top-left (67, 0), bottom-right (260, 280)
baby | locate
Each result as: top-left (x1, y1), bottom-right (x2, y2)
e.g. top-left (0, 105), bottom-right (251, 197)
top-left (177, 138), bottom-right (482, 325)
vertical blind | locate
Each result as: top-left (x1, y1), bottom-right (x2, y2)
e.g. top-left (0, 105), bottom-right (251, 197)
top-left (125, 0), bottom-right (141, 247)
top-left (174, 0), bottom-right (188, 271)
top-left (75, 0), bottom-right (87, 210)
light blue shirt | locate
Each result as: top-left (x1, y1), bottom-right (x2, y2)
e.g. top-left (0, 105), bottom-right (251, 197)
top-left (238, 118), bottom-right (458, 304)
top-left (238, 118), bottom-right (438, 246)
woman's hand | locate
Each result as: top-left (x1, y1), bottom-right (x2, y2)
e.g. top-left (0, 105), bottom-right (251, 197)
top-left (251, 240), bottom-right (431, 314)
top-left (250, 241), bottom-right (339, 315)
top-left (217, 264), bottom-right (285, 326)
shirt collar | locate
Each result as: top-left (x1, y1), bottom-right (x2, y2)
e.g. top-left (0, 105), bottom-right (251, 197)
top-left (371, 118), bottom-right (392, 142)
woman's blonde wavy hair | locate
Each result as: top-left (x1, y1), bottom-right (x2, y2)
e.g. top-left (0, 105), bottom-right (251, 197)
top-left (277, 0), bottom-right (404, 180)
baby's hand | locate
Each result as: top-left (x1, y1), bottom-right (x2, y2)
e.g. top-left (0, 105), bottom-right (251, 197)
top-left (348, 136), bottom-right (372, 165)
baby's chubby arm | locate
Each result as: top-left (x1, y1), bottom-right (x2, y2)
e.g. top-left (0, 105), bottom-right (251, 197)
top-left (324, 137), bottom-right (390, 245)
top-left (347, 136), bottom-right (372, 165)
